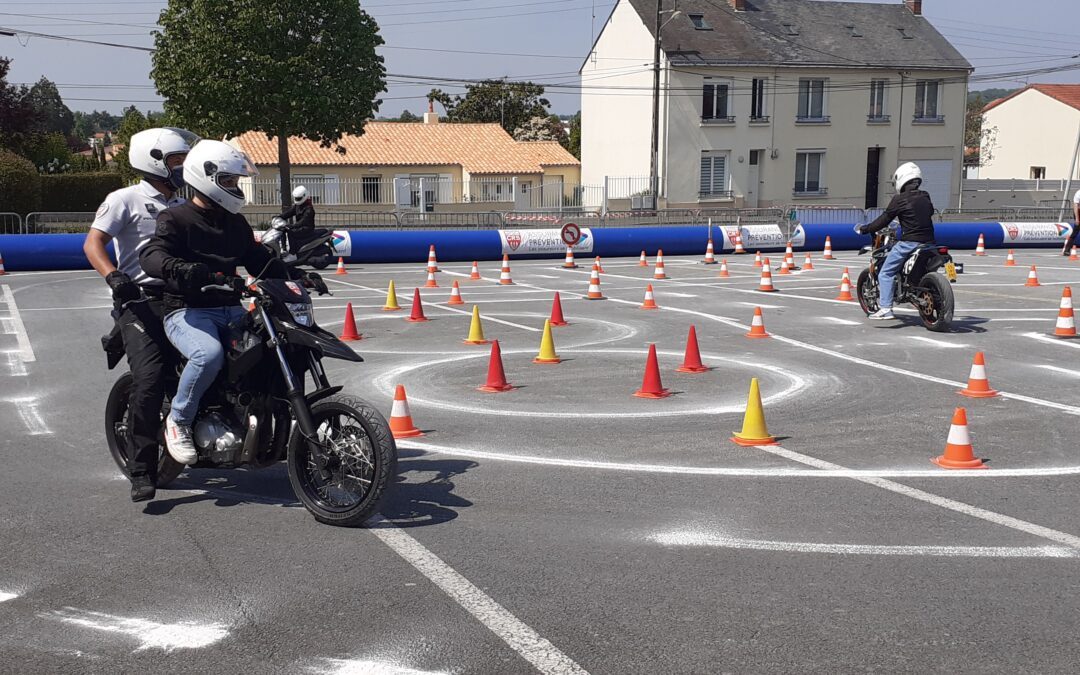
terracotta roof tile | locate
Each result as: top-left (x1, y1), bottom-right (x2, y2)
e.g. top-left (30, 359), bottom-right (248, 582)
top-left (232, 122), bottom-right (579, 175)
top-left (983, 84), bottom-right (1080, 114)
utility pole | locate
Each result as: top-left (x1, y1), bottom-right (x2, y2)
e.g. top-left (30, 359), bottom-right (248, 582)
top-left (649, 0), bottom-right (662, 207)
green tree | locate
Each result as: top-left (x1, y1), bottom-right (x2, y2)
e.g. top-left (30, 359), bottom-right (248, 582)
top-left (152, 0), bottom-right (387, 209)
top-left (512, 115), bottom-right (566, 143)
top-left (397, 109), bottom-right (420, 122)
top-left (0, 57), bottom-right (40, 156)
top-left (26, 77), bottom-right (74, 136)
top-left (428, 80), bottom-right (550, 136)
top-left (72, 111), bottom-right (94, 145)
top-left (24, 132), bottom-right (73, 171)
top-left (964, 94), bottom-right (998, 169)
top-left (0, 149), bottom-right (42, 215)
top-left (113, 106), bottom-right (151, 184)
top-left (567, 111), bottom-right (581, 159)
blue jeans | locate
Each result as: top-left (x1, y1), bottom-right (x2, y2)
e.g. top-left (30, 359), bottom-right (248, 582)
top-left (163, 306), bottom-right (248, 425)
top-left (877, 240), bottom-right (922, 309)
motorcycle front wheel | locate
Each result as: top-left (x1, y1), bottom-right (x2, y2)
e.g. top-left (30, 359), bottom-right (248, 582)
top-left (287, 393), bottom-right (397, 527)
top-left (104, 372), bottom-right (186, 486)
top-left (915, 273), bottom-right (955, 332)
top-left (856, 268), bottom-right (879, 315)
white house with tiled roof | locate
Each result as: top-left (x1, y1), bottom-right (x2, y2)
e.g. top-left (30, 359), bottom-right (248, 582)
top-left (228, 110), bottom-right (580, 210)
top-left (978, 85), bottom-right (1080, 181)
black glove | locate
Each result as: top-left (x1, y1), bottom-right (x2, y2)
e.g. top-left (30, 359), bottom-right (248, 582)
top-left (856, 225), bottom-right (868, 235)
top-left (174, 262), bottom-right (212, 291)
top-left (305, 272), bottom-right (329, 295)
top-left (105, 271), bottom-right (141, 304)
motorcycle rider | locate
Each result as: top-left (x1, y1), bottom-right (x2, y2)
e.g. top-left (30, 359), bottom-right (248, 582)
top-left (85, 127), bottom-right (196, 502)
top-left (139, 140), bottom-right (292, 466)
top-left (279, 185), bottom-right (317, 252)
top-left (857, 162), bottom-right (936, 321)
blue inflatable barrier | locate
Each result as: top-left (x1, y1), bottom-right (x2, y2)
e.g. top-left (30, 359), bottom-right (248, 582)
top-left (0, 221), bottom-right (1070, 271)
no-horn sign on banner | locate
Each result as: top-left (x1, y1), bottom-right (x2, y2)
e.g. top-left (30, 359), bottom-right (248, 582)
top-left (999, 223), bottom-right (1072, 245)
top-left (499, 228), bottom-right (594, 255)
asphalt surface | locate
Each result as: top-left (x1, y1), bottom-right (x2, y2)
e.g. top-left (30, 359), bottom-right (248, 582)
top-left (3, 247), bottom-right (1080, 673)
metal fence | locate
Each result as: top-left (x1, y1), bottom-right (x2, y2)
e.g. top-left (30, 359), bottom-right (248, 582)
top-left (25, 212), bottom-right (97, 233)
top-left (0, 212), bottom-right (23, 235)
top-left (963, 178), bottom-right (1071, 192)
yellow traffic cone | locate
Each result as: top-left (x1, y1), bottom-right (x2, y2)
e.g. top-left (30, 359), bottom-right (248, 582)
top-left (533, 319), bottom-right (561, 364)
top-left (463, 305), bottom-right (490, 344)
top-left (383, 280), bottom-right (401, 311)
top-left (731, 378), bottom-right (778, 446)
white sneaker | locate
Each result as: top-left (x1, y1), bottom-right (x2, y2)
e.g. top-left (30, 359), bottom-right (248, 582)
top-left (868, 308), bottom-right (896, 320)
top-left (164, 415), bottom-right (198, 465)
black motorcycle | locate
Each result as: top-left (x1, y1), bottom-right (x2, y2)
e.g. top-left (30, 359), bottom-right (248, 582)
top-left (266, 216), bottom-right (334, 270)
top-left (855, 224), bottom-right (957, 332)
top-left (104, 276), bottom-right (396, 527)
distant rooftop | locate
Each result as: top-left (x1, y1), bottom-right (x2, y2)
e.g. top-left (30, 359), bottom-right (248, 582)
top-left (982, 84), bottom-right (1080, 114)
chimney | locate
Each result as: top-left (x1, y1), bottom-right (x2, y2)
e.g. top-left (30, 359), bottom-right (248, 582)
top-left (729, 0), bottom-right (746, 10)
top-left (904, 0), bottom-right (922, 15)
top-left (423, 100), bottom-right (439, 125)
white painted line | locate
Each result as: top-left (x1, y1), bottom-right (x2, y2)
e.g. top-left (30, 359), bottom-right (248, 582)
top-left (1, 286), bottom-right (34, 362)
top-left (822, 317), bottom-right (860, 326)
top-left (664, 292), bottom-right (698, 298)
top-left (757, 445), bottom-right (1080, 550)
top-left (43, 608), bottom-right (229, 652)
top-left (735, 302), bottom-right (786, 310)
top-left (531, 274), bottom-right (560, 279)
top-left (906, 336), bottom-right (969, 349)
top-left (0, 591), bottom-right (17, 602)
top-left (1036, 365), bottom-right (1080, 378)
top-left (2, 351), bottom-right (27, 376)
top-left (7, 397), bottom-right (49, 435)
top-left (368, 516), bottom-right (588, 675)
top-left (1023, 332), bottom-right (1080, 350)
top-left (19, 305), bottom-right (112, 312)
top-left (429, 304), bottom-right (542, 332)
top-left (308, 659), bottom-right (450, 675)
top-left (650, 531), bottom-right (1080, 558)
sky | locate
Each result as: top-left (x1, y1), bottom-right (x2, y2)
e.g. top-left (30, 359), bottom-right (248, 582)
top-left (1, 0), bottom-right (1078, 118)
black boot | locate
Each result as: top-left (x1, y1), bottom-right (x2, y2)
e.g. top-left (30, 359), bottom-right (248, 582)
top-left (130, 475), bottom-right (156, 502)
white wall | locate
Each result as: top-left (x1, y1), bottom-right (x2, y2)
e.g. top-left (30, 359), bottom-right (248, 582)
top-left (980, 89), bottom-right (1080, 180)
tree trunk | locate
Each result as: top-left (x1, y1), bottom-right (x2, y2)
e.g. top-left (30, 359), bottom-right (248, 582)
top-left (277, 132), bottom-right (291, 211)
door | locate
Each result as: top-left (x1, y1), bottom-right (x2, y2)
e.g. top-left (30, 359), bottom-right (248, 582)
top-left (746, 150), bottom-right (761, 208)
top-left (865, 148), bottom-right (881, 209)
top-left (909, 159), bottom-right (953, 209)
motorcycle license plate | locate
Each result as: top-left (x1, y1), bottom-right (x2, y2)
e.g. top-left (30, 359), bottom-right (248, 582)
top-left (944, 262), bottom-right (957, 281)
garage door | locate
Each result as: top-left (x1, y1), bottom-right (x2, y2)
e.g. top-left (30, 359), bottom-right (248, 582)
top-left (910, 159), bottom-right (953, 209)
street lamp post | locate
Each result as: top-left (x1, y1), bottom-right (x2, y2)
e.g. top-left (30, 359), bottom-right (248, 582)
top-left (650, 3), bottom-right (680, 209)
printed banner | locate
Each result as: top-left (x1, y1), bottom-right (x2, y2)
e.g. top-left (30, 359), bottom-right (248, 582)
top-left (499, 228), bottom-right (595, 255)
top-left (330, 230), bottom-right (352, 257)
top-left (717, 224), bottom-right (803, 252)
top-left (999, 223), bottom-right (1072, 245)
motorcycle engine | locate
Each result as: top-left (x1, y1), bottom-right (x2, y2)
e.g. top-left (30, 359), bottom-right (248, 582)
top-left (193, 412), bottom-right (245, 464)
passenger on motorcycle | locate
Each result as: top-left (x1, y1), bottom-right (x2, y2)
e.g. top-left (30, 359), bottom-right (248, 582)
top-left (857, 162), bottom-right (936, 321)
top-left (280, 185), bottom-right (318, 251)
top-left (85, 127), bottom-right (196, 502)
top-left (139, 140), bottom-right (292, 467)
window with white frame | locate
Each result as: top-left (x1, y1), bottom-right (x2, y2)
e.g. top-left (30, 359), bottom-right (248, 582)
top-left (914, 79), bottom-right (943, 121)
top-left (1031, 166), bottom-right (1046, 180)
top-left (702, 79), bottom-right (733, 122)
top-left (751, 78), bottom-right (768, 120)
top-left (797, 79), bottom-right (827, 121)
top-left (699, 152), bottom-right (730, 198)
top-left (869, 79), bottom-right (888, 120)
top-left (794, 151), bottom-right (826, 194)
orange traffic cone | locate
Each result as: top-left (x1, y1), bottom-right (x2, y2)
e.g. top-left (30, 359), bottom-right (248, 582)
top-left (339, 303), bottom-right (362, 341)
top-left (654, 250), bottom-right (667, 280)
top-left (549, 291), bottom-right (568, 326)
top-left (718, 259), bottom-right (730, 278)
top-left (823, 236), bottom-right (835, 260)
top-left (478, 340), bottom-right (513, 393)
top-left (783, 241), bottom-right (796, 268)
top-left (836, 268), bottom-right (854, 301)
top-left (931, 407), bottom-right (985, 469)
top-left (1004, 250), bottom-right (1016, 266)
top-left (427, 244), bottom-right (440, 272)
top-left (703, 239), bottom-right (717, 264)
top-left (757, 258), bottom-right (777, 292)
top-left (1052, 286), bottom-right (1077, 338)
top-left (974, 233), bottom-right (986, 256)
top-left (389, 385), bottom-right (424, 439)
top-left (335, 257), bottom-right (347, 275)
top-left (594, 256), bottom-right (606, 273)
top-left (1025, 265), bottom-right (1041, 287)
top-left (0, 251), bottom-right (7, 275)
top-left (745, 307), bottom-right (770, 338)
top-left (563, 247), bottom-right (577, 269)
top-left (733, 229), bottom-right (746, 254)
top-left (1071, 246), bottom-right (1079, 262)
top-left (633, 344), bottom-right (671, 399)
top-left (424, 269), bottom-right (439, 288)
top-left (586, 267), bottom-right (604, 299)
top-left (470, 261), bottom-right (482, 280)
top-left (802, 252), bottom-right (814, 270)
top-left (406, 288), bottom-right (429, 322)
top-left (639, 250), bottom-right (648, 267)
top-left (499, 255), bottom-right (514, 285)
top-left (958, 352), bottom-right (1000, 398)
top-left (447, 280), bottom-right (464, 305)
top-left (778, 258), bottom-right (792, 275)
top-left (640, 284), bottom-right (659, 310)
top-left (753, 251), bottom-right (763, 267)
top-left (676, 325), bottom-right (708, 373)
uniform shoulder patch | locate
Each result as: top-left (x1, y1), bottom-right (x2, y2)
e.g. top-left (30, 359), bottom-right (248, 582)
top-left (95, 201), bottom-right (110, 219)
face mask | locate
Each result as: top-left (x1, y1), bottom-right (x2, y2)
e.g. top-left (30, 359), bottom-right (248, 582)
top-left (168, 166), bottom-right (186, 190)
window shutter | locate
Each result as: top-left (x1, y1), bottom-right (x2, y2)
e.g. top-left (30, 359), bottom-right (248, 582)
top-left (798, 81), bottom-right (808, 117)
top-left (717, 84), bottom-right (729, 118)
top-left (702, 84), bottom-right (715, 119)
top-left (712, 156), bottom-right (726, 194)
top-left (699, 156), bottom-right (711, 194)
top-left (811, 80), bottom-right (824, 117)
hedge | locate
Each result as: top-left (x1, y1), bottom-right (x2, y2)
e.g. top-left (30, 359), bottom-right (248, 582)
top-left (0, 150), bottom-right (42, 216)
top-left (39, 172), bottom-right (124, 212)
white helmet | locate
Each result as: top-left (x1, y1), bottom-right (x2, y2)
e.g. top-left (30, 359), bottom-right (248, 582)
top-left (892, 162), bottom-right (922, 192)
top-left (182, 140), bottom-right (259, 214)
top-left (128, 127), bottom-right (198, 189)
top-left (292, 185), bottom-right (308, 204)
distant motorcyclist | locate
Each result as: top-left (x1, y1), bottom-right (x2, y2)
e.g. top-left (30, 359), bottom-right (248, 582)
top-left (280, 185), bottom-right (317, 251)
top-left (857, 162), bottom-right (936, 321)
top-left (84, 127), bottom-right (196, 502)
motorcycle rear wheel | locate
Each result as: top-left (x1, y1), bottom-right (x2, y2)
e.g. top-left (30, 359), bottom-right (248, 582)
top-left (856, 268), bottom-right (879, 315)
top-left (287, 393), bottom-right (397, 527)
top-left (916, 273), bottom-right (954, 332)
top-left (310, 255), bottom-right (330, 270)
top-left (104, 372), bottom-right (186, 487)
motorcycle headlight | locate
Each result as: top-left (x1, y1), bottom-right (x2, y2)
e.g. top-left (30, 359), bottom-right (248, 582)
top-left (285, 302), bottom-right (314, 327)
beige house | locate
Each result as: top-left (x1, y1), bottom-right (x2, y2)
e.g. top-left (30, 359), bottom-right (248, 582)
top-left (979, 85), bottom-right (1080, 180)
top-left (228, 110), bottom-right (580, 211)
top-left (581, 0), bottom-right (971, 210)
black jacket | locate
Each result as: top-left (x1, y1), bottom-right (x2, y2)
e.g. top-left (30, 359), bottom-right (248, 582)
top-left (281, 200), bottom-right (315, 231)
top-left (140, 202), bottom-right (287, 311)
top-left (864, 187), bottom-right (936, 243)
